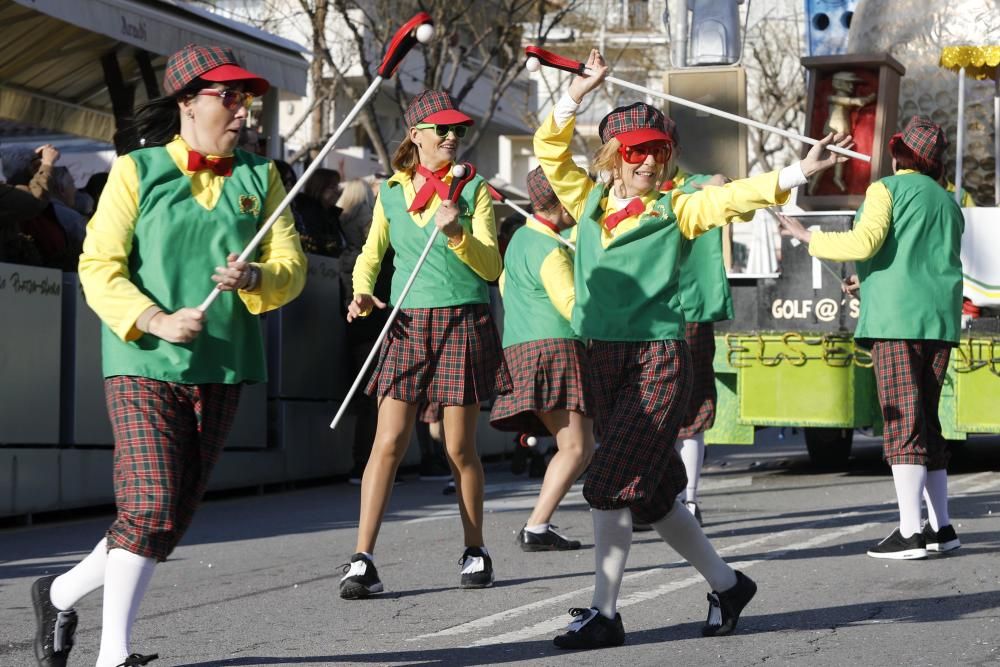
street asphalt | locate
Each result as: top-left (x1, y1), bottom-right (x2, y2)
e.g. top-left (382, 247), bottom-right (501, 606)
top-left (2, 429), bottom-right (998, 666)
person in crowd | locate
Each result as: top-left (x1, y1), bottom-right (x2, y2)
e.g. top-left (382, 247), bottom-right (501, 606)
top-left (339, 90), bottom-right (508, 598)
top-left (779, 116), bottom-right (964, 561)
top-left (30, 43), bottom-right (306, 667)
top-left (295, 167), bottom-right (343, 256)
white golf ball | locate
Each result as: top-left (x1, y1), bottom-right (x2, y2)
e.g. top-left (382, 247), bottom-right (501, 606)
top-left (526, 435), bottom-right (538, 447)
top-left (416, 23), bottom-right (435, 44)
top-left (451, 163), bottom-right (466, 179)
top-left (525, 56), bottom-right (541, 73)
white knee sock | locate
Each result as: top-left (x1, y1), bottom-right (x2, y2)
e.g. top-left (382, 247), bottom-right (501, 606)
top-left (676, 434), bottom-right (705, 504)
top-left (652, 500), bottom-right (736, 592)
top-left (95, 549), bottom-right (156, 667)
top-left (891, 464), bottom-right (927, 538)
top-left (923, 469), bottom-right (950, 531)
top-left (590, 508), bottom-right (632, 619)
top-left (50, 538), bottom-right (108, 610)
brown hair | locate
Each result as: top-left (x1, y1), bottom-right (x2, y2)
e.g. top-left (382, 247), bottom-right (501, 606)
top-left (391, 135), bottom-right (420, 173)
top-left (889, 136), bottom-right (942, 180)
top-left (302, 168), bottom-right (340, 201)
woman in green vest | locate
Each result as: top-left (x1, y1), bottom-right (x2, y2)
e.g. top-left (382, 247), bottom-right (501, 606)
top-left (535, 49), bottom-right (851, 650)
top-left (31, 45), bottom-right (306, 667)
top-left (491, 166), bottom-right (594, 552)
top-left (341, 90), bottom-right (508, 598)
top-left (779, 116), bottom-right (964, 561)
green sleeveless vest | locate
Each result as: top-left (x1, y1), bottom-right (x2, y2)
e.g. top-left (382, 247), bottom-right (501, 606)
top-left (501, 223), bottom-right (578, 347)
top-left (676, 174), bottom-right (733, 323)
top-left (380, 174), bottom-right (490, 308)
top-left (855, 172), bottom-right (964, 343)
top-left (100, 147), bottom-right (269, 383)
top-left (572, 186), bottom-right (685, 341)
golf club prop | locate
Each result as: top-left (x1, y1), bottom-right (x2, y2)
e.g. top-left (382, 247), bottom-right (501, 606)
top-left (523, 46), bottom-right (871, 164)
top-left (486, 184), bottom-right (576, 252)
top-left (197, 12), bottom-right (435, 312)
top-left (329, 162), bottom-right (478, 431)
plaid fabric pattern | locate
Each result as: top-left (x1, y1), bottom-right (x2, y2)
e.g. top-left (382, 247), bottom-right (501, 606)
top-left (678, 322), bottom-right (718, 438)
top-left (527, 166), bottom-right (560, 212)
top-left (871, 340), bottom-right (952, 469)
top-left (365, 304), bottom-right (512, 406)
top-left (900, 116), bottom-right (947, 164)
top-left (584, 340), bottom-right (692, 524)
top-left (104, 376), bottom-right (241, 561)
top-left (404, 90), bottom-right (458, 128)
top-left (490, 338), bottom-right (592, 435)
top-left (599, 102), bottom-right (668, 144)
top-left (163, 44), bottom-right (239, 94)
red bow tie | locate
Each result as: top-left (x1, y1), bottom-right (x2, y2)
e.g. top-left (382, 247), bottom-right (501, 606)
top-left (408, 164), bottom-right (452, 212)
top-left (187, 150), bottom-right (234, 177)
top-left (603, 197), bottom-right (646, 231)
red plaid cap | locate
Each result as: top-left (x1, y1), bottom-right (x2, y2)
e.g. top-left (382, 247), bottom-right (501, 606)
top-left (404, 90), bottom-right (473, 128)
top-left (599, 102), bottom-right (671, 146)
top-left (163, 44), bottom-right (269, 96)
top-left (526, 166), bottom-right (560, 212)
top-left (899, 115), bottom-right (946, 164)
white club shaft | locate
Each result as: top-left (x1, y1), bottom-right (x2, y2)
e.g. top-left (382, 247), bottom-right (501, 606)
top-left (502, 198), bottom-right (575, 252)
top-left (199, 75), bottom-right (385, 312)
top-left (330, 227), bottom-right (442, 430)
top-left (590, 70), bottom-right (871, 163)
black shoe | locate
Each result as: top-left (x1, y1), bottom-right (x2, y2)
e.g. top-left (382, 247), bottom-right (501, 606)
top-left (347, 464), bottom-right (364, 486)
top-left (517, 525), bottom-right (581, 552)
top-left (702, 570), bottom-right (757, 637)
top-left (116, 654), bottom-right (158, 667)
top-left (442, 480), bottom-right (456, 495)
top-left (553, 607), bottom-right (625, 650)
top-left (922, 523), bottom-right (961, 553)
top-left (32, 575), bottom-right (77, 667)
top-left (339, 553), bottom-right (384, 599)
top-left (866, 528), bottom-right (927, 560)
top-left (528, 453), bottom-right (548, 478)
top-left (459, 547), bottom-right (494, 588)
top-left (684, 501), bottom-right (703, 526)
top-left (419, 456), bottom-right (452, 481)
top-left (632, 521), bottom-right (654, 532)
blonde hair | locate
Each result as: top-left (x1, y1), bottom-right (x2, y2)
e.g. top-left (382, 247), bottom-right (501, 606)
top-left (391, 135), bottom-right (419, 173)
top-left (591, 136), bottom-right (669, 193)
top-left (336, 179), bottom-right (375, 216)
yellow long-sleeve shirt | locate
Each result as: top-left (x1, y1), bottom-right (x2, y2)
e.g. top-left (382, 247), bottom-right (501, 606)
top-left (352, 169), bottom-right (501, 296)
top-left (498, 218), bottom-right (576, 321)
top-left (78, 136), bottom-right (306, 341)
top-left (809, 174), bottom-right (898, 261)
top-left (532, 110), bottom-right (788, 245)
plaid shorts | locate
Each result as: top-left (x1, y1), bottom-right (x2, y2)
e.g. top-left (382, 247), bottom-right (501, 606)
top-left (584, 340), bottom-right (692, 524)
top-left (678, 322), bottom-right (717, 438)
top-left (365, 304), bottom-right (511, 406)
top-left (871, 339), bottom-right (951, 469)
top-left (104, 376), bottom-right (241, 561)
top-left (490, 338), bottom-right (592, 436)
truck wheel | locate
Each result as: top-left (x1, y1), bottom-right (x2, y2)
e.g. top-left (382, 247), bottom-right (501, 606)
top-left (804, 427), bottom-right (853, 469)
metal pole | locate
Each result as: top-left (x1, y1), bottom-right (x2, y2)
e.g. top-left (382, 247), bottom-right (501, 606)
top-left (955, 67), bottom-right (965, 206)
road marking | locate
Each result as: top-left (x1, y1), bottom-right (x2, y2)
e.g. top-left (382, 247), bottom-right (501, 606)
top-left (954, 472), bottom-right (1000, 496)
top-left (410, 510), bottom-right (874, 641)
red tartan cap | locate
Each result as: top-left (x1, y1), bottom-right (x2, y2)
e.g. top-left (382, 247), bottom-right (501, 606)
top-left (895, 115), bottom-right (947, 164)
top-left (526, 166), bottom-right (560, 212)
top-left (404, 90), bottom-right (473, 128)
top-left (163, 44), bottom-right (269, 97)
top-left (599, 102), bottom-right (672, 146)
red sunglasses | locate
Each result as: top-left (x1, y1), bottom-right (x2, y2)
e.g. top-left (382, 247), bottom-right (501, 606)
top-left (617, 141), bottom-right (671, 165)
top-left (196, 88), bottom-right (254, 111)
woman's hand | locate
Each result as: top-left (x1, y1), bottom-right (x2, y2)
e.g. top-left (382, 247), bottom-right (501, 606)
top-left (842, 274), bottom-right (861, 298)
top-left (567, 49), bottom-right (609, 104)
top-left (212, 253), bottom-right (256, 291)
top-left (775, 211), bottom-right (812, 244)
top-left (434, 200), bottom-right (464, 242)
top-left (347, 293), bottom-right (386, 323)
top-left (800, 132), bottom-right (855, 179)
top-left (148, 308), bottom-right (204, 344)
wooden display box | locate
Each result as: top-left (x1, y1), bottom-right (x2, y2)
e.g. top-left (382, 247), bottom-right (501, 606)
top-left (798, 53), bottom-right (905, 210)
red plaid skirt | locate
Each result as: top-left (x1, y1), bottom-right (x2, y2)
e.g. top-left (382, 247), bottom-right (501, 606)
top-left (584, 340), bottom-right (692, 524)
top-left (104, 376), bottom-right (241, 561)
top-left (490, 338), bottom-right (592, 435)
top-left (365, 304), bottom-right (511, 407)
top-left (678, 322), bottom-right (717, 438)
top-left (871, 339), bottom-right (951, 469)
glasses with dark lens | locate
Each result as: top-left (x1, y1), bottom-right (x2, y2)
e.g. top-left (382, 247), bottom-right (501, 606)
top-left (197, 89), bottom-right (254, 111)
top-left (617, 141), bottom-right (671, 165)
top-left (415, 123), bottom-right (469, 138)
